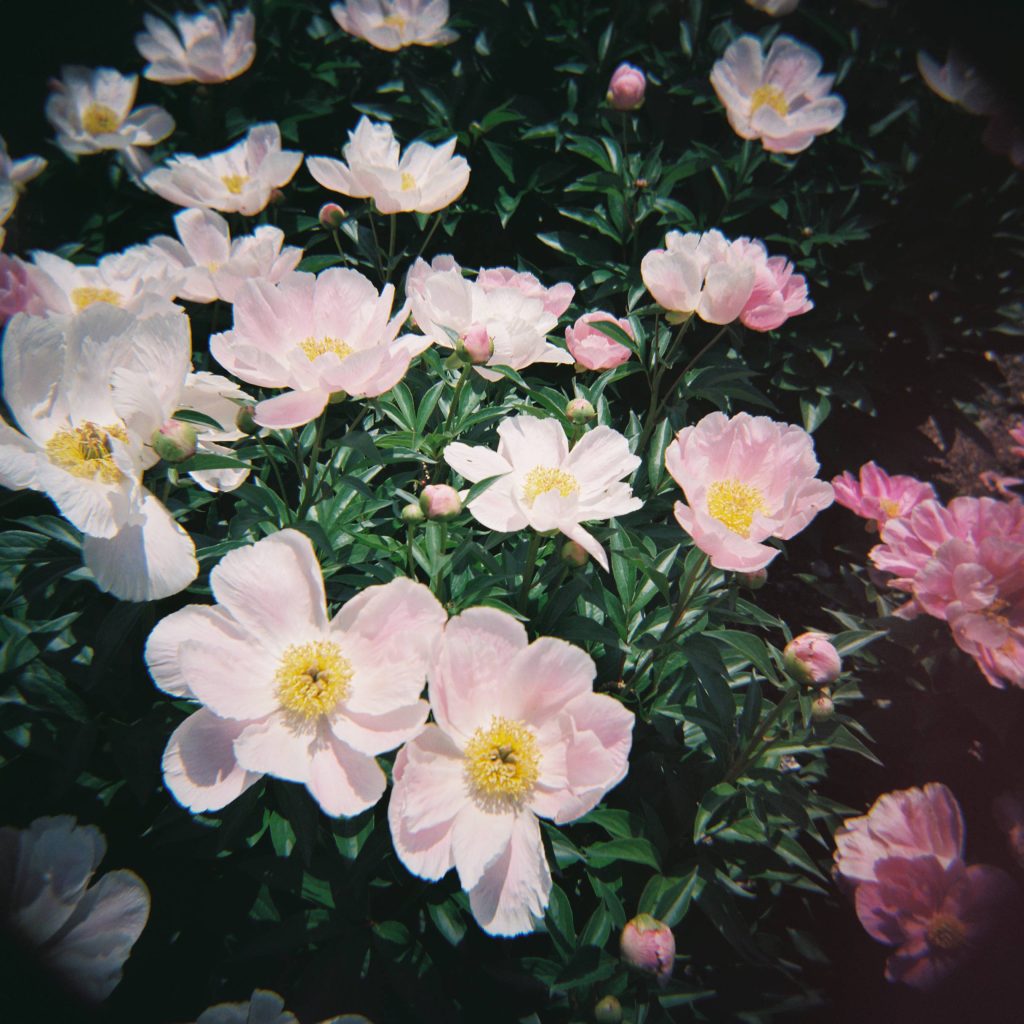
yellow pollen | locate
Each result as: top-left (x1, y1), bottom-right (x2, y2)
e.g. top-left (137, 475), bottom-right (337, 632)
top-left (299, 335), bottom-right (353, 361)
top-left (275, 640), bottom-right (352, 720)
top-left (750, 84), bottom-right (789, 117)
top-left (44, 422), bottom-right (128, 484)
top-left (221, 173), bottom-right (249, 194)
top-left (464, 716), bottom-right (540, 803)
top-left (400, 172), bottom-right (416, 191)
top-left (879, 498), bottom-right (900, 519)
top-left (82, 103), bottom-right (122, 135)
top-left (71, 286), bottom-right (122, 311)
top-left (925, 913), bottom-right (966, 952)
top-left (522, 466), bottom-right (579, 506)
top-left (383, 13), bottom-right (408, 29)
top-left (706, 478), bottom-right (768, 538)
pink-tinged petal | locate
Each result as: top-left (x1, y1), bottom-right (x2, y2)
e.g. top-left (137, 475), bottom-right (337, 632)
top-left (144, 604), bottom-right (231, 697)
top-left (452, 800), bottom-right (517, 891)
top-left (390, 726), bottom-right (468, 833)
top-left (564, 426), bottom-right (641, 494)
top-left (174, 207), bottom-right (231, 266)
top-left (501, 637), bottom-right (596, 726)
top-left (233, 713), bottom-right (314, 784)
top-left (0, 418), bottom-right (44, 491)
top-left (559, 521), bottom-right (609, 571)
top-left (443, 442), bottom-right (513, 484)
top-left (329, 700), bottom-right (429, 756)
top-left (253, 388), bottom-right (330, 429)
top-left (497, 415), bottom-right (569, 471)
top-left (162, 708), bottom-right (261, 812)
top-left (33, 463), bottom-right (125, 539)
top-left (463, 476), bottom-right (530, 533)
top-left (306, 733), bottom-right (387, 817)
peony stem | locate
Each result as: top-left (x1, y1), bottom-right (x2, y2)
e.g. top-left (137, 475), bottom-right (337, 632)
top-left (444, 365), bottom-right (471, 436)
top-left (722, 685), bottom-right (799, 785)
top-left (518, 532), bottom-right (542, 612)
top-left (296, 414), bottom-right (327, 520)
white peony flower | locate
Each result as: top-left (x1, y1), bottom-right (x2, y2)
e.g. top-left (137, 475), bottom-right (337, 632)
top-left (0, 135), bottom-right (46, 235)
top-left (136, 9), bottom-right (256, 85)
top-left (330, 0), bottom-right (458, 52)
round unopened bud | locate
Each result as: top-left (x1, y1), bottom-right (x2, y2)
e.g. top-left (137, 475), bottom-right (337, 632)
top-left (606, 62), bottom-right (646, 111)
top-left (236, 404), bottom-right (260, 435)
top-left (593, 995), bottom-right (623, 1023)
top-left (566, 397), bottom-right (596, 423)
top-left (811, 693), bottom-right (835, 723)
top-left (620, 913), bottom-right (675, 987)
top-left (319, 202), bottom-right (346, 229)
top-left (737, 568), bottom-right (767, 590)
top-left (401, 502), bottom-right (425, 524)
top-left (269, 187), bottom-right (286, 205)
top-left (784, 632), bottom-right (842, 687)
top-left (561, 539), bottom-right (590, 567)
top-left (420, 483), bottom-right (462, 520)
top-left (456, 323), bottom-right (493, 365)
top-left (151, 419), bottom-right (197, 462)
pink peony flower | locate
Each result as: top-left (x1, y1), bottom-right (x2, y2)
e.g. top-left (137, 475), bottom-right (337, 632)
top-left (0, 254), bottom-right (63, 324)
top-left (136, 9), bottom-right (256, 85)
top-left (475, 266), bottom-right (574, 318)
top-left (210, 268), bottom-right (429, 429)
top-left (732, 238), bottom-right (813, 331)
top-left (444, 414), bottom-right (643, 571)
top-left (832, 462), bottom-right (937, 532)
top-left (565, 311), bottom-right (634, 371)
top-left (331, 0), bottom-right (458, 52)
top-left (783, 631), bottom-right (841, 686)
top-left (833, 783), bottom-right (965, 888)
top-left (620, 914), bottom-right (675, 985)
top-left (664, 411), bottom-right (834, 572)
top-left (710, 35), bottom-right (845, 153)
top-left (917, 51), bottom-right (998, 117)
top-left (606, 63), bottom-right (646, 111)
top-left (146, 530), bottom-right (446, 816)
top-left (854, 855), bottom-right (1016, 990)
top-left (388, 605), bottom-right (634, 935)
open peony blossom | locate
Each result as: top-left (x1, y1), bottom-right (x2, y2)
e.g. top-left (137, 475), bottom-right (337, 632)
top-left (45, 66), bottom-right (174, 161)
top-left (136, 9), bottom-right (256, 85)
top-left (710, 35), bottom-right (845, 153)
top-left (731, 238), bottom-right (813, 331)
top-left (444, 414), bottom-right (642, 571)
top-left (917, 51), bottom-right (998, 117)
top-left (145, 123), bottom-right (302, 216)
top-left (307, 117), bottom-right (469, 215)
top-left (833, 783), bottom-right (965, 888)
top-left (0, 305), bottom-right (199, 601)
top-left (136, 207), bottom-right (302, 304)
top-left (0, 135), bottom-right (46, 237)
top-left (146, 530), bottom-right (446, 816)
top-left (330, 0), bottom-right (458, 52)
top-left (665, 411), bottom-right (834, 572)
top-left (210, 268), bottom-right (429, 429)
top-left (0, 254), bottom-right (64, 324)
top-left (0, 816), bottom-right (150, 1002)
top-left (388, 606), bottom-right (634, 935)
top-left (565, 311), bottom-right (634, 370)
top-left (406, 255), bottom-right (574, 380)
top-left (832, 462), bottom-right (937, 532)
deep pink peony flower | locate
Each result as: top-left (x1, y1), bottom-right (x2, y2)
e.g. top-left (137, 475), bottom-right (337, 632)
top-left (832, 462), bottom-right (937, 532)
top-left (606, 63), bottom-right (646, 111)
top-left (732, 238), bottom-right (813, 331)
top-left (565, 311), bottom-right (634, 370)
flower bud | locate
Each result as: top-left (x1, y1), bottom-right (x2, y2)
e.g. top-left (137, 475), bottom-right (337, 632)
top-left (456, 323), bottom-right (493, 365)
top-left (561, 539), bottom-right (590, 567)
top-left (236, 404), bottom-right (260, 435)
top-left (150, 419), bottom-right (197, 463)
top-left (319, 202), bottom-right (346, 229)
top-left (784, 632), bottom-right (842, 686)
top-left (620, 913), bottom-right (674, 986)
top-left (606, 62), bottom-right (646, 111)
top-left (593, 995), bottom-right (623, 1023)
top-left (566, 397), bottom-right (597, 423)
top-left (737, 568), bottom-right (768, 590)
top-left (811, 693), bottom-right (835, 723)
top-left (420, 484), bottom-right (462, 520)
top-left (401, 502), bottom-right (425, 524)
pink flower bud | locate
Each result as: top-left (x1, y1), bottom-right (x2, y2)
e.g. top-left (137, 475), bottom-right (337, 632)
top-left (619, 913), bottom-right (675, 986)
top-left (420, 484), bottom-right (462, 520)
top-left (811, 693), bottom-right (835, 723)
top-left (235, 404), bottom-right (260, 435)
top-left (319, 202), bottom-right (346, 229)
top-left (594, 995), bottom-right (623, 1023)
top-left (737, 568), bottom-right (768, 590)
top-left (606, 63), bottom-right (646, 111)
top-left (151, 419), bottom-right (197, 463)
top-left (456, 323), bottom-right (494, 365)
top-left (401, 502), bottom-right (425, 524)
top-left (783, 632), bottom-right (841, 686)
top-left (566, 311), bottom-right (634, 371)
top-left (565, 397), bottom-right (596, 423)
top-left (561, 539), bottom-right (590, 567)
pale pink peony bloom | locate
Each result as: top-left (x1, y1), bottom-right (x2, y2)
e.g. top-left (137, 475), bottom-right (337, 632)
top-left (190, 990), bottom-right (298, 1024)
top-left (137, 207), bottom-right (303, 304)
top-left (307, 117), bottom-right (469, 215)
top-left (620, 914), bottom-right (675, 986)
top-left (565, 311), bottom-right (634, 371)
top-left (832, 462), bottom-right (937, 533)
top-left (136, 9), bottom-right (256, 85)
top-left (406, 255), bottom-right (574, 381)
top-left (145, 123), bottom-right (302, 216)
top-left (444, 415), bottom-right (643, 571)
top-left (783, 631), bottom-right (841, 685)
top-left (731, 237), bottom-right (813, 331)
top-left (710, 35), bottom-right (845, 153)
top-left (45, 66), bottom-right (174, 161)
top-left (388, 606), bottom-right (634, 935)
top-left (210, 268), bottom-right (429, 429)
top-left (917, 51), bottom-right (998, 117)
top-left (0, 135), bottom-right (46, 234)
top-left (746, 0), bottom-right (800, 14)
top-left (606, 63), bottom-right (646, 111)
top-left (0, 816), bottom-right (150, 1002)
top-left (833, 783), bottom-right (965, 888)
top-left (854, 855), bottom-right (1016, 990)
top-left (664, 411), bottom-right (834, 572)
top-left (146, 530), bottom-right (446, 816)
top-left (0, 254), bottom-right (64, 324)
top-left (0, 306), bottom-right (199, 601)
top-left (330, 0), bottom-right (458, 51)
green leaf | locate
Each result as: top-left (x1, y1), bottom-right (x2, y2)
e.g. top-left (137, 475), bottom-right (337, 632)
top-left (551, 946), bottom-right (617, 993)
top-left (175, 452), bottom-right (249, 472)
top-left (428, 898), bottom-right (467, 946)
top-left (172, 408), bottom-right (229, 431)
top-left (586, 837), bottom-right (661, 870)
top-left (638, 868), bottom-right (701, 927)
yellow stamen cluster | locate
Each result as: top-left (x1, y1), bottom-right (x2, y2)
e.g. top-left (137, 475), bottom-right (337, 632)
top-left (706, 478), bottom-right (768, 538)
top-left (879, 498), bottom-right (901, 519)
top-left (749, 84), bottom-right (789, 117)
top-left (82, 103), bottom-right (121, 135)
top-left (299, 336), bottom-right (353, 361)
top-left (522, 466), bottom-right (579, 506)
top-left (383, 13), bottom-right (408, 30)
top-left (925, 913), bottom-right (967, 952)
top-left (71, 286), bottom-right (122, 311)
top-left (464, 716), bottom-right (540, 804)
top-left (275, 640), bottom-right (353, 720)
top-left (400, 172), bottom-right (416, 191)
top-left (44, 422), bottom-right (128, 484)
top-left (221, 173), bottom-right (249, 195)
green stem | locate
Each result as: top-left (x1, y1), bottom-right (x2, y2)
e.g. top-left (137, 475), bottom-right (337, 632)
top-left (296, 414), bottom-right (327, 520)
top-left (723, 686), bottom-right (799, 785)
top-left (433, 522), bottom-right (449, 602)
top-left (413, 214), bottom-right (442, 263)
top-left (385, 213), bottom-right (397, 281)
top-left (517, 532), bottom-right (542, 612)
top-left (444, 365), bottom-right (471, 436)
top-left (406, 523), bottom-right (418, 579)
top-left (368, 208), bottom-right (385, 283)
top-left (258, 435), bottom-right (289, 506)
top-left (330, 227), bottom-right (348, 263)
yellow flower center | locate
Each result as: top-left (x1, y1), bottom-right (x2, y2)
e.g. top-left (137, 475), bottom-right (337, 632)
top-left (522, 466), bottom-right (579, 506)
top-left (750, 84), bottom-right (789, 117)
top-left (275, 640), bottom-right (353, 720)
top-left (82, 103), bottom-right (122, 135)
top-left (400, 171), bottom-right (416, 191)
top-left (383, 13), bottom-right (408, 29)
top-left (221, 173), bottom-right (249, 194)
top-left (299, 336), bottom-right (353, 361)
top-left (44, 422), bottom-right (128, 484)
top-left (879, 498), bottom-right (900, 519)
top-left (706, 478), bottom-right (768, 538)
top-left (925, 913), bottom-right (966, 952)
top-left (71, 286), bottom-right (122, 311)
top-left (464, 716), bottom-right (540, 804)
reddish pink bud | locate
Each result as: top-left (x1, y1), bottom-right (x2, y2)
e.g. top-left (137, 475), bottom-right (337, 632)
top-left (235, 404), bottom-right (260, 435)
top-left (319, 202), bottom-right (346, 229)
top-left (811, 693), bottom-right (835, 722)
top-left (565, 397), bottom-right (596, 423)
top-left (151, 419), bottom-right (197, 462)
top-left (561, 539), bottom-right (590, 567)
top-left (420, 483), bottom-right (462, 520)
top-left (737, 567), bottom-right (768, 590)
top-left (607, 62), bottom-right (646, 111)
top-left (784, 632), bottom-right (841, 686)
top-left (619, 913), bottom-right (674, 986)
top-left (456, 323), bottom-right (493, 365)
